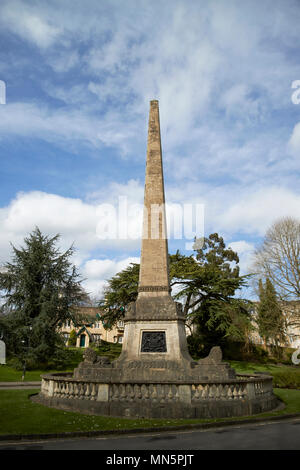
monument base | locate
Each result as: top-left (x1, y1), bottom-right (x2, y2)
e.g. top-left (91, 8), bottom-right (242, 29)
top-left (36, 342), bottom-right (280, 419)
top-left (35, 371), bottom-right (279, 419)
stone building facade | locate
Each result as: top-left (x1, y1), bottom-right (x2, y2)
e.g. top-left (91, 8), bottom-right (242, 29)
top-left (60, 301), bottom-right (300, 350)
top-left (59, 307), bottom-right (124, 348)
top-left (249, 300), bottom-right (300, 349)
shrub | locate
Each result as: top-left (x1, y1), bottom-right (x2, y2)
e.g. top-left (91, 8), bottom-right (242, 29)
top-left (68, 329), bottom-right (77, 347)
top-left (272, 369), bottom-right (300, 389)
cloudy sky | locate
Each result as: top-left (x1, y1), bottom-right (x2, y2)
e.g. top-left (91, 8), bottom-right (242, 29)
top-left (0, 0), bottom-right (299, 299)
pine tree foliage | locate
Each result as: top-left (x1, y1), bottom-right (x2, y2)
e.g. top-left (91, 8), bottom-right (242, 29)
top-left (0, 227), bottom-right (87, 364)
top-left (257, 277), bottom-right (286, 348)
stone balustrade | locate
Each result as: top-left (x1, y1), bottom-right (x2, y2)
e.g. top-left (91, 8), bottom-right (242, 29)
top-left (40, 373), bottom-right (273, 404)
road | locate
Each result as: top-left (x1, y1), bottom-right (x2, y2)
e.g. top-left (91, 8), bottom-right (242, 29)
top-left (0, 417), bottom-right (300, 450)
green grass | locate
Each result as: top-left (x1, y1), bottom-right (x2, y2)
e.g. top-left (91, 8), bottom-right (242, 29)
top-left (0, 365), bottom-right (75, 382)
top-left (228, 360), bottom-right (294, 374)
top-left (228, 360), bottom-right (300, 389)
top-left (0, 388), bottom-right (299, 436)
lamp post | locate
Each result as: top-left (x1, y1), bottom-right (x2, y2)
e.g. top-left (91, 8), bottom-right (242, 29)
top-left (21, 325), bottom-right (32, 381)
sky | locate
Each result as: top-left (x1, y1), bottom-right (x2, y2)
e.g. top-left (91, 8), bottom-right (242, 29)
top-left (0, 0), bottom-right (299, 300)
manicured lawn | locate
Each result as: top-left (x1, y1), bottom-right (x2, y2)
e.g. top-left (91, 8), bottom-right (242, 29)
top-left (228, 360), bottom-right (295, 374)
top-left (228, 361), bottom-right (300, 389)
top-left (0, 365), bottom-right (71, 382)
top-left (0, 388), bottom-right (299, 436)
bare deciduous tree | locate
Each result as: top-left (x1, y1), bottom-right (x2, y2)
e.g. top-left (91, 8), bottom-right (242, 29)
top-left (253, 217), bottom-right (300, 301)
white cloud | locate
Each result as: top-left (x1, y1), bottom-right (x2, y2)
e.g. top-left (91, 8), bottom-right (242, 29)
top-left (164, 182), bottom-right (300, 239)
top-left (0, 102), bottom-right (138, 154)
top-left (0, 190), bottom-right (143, 264)
top-left (81, 257), bottom-right (140, 297)
top-left (0, 189), bottom-right (143, 298)
top-left (1, 1), bottom-right (62, 48)
top-left (227, 240), bottom-right (255, 275)
top-left (216, 186), bottom-right (300, 236)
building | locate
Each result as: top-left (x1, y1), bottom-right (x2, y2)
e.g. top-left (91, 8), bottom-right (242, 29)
top-left (60, 307), bottom-right (125, 348)
top-left (249, 300), bottom-right (300, 349)
top-left (60, 300), bottom-right (300, 350)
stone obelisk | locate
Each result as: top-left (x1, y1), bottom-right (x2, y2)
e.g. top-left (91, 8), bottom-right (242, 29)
top-left (138, 99), bottom-right (170, 295)
top-left (115, 100), bottom-right (194, 379)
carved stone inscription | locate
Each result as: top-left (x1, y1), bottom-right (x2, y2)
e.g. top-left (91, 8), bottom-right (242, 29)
top-left (141, 331), bottom-right (167, 353)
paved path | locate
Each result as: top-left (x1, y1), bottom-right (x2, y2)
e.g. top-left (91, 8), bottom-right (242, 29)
top-left (0, 382), bottom-right (41, 389)
top-left (0, 417), bottom-right (300, 450)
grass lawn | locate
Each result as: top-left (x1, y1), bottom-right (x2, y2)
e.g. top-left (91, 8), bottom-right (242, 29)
top-left (0, 366), bottom-right (64, 382)
top-left (0, 388), bottom-right (299, 436)
top-left (228, 360), bottom-right (300, 388)
top-left (2, 358), bottom-right (299, 386)
top-left (228, 360), bottom-right (296, 374)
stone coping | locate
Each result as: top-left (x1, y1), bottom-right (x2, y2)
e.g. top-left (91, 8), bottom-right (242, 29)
top-left (0, 381), bottom-right (41, 387)
top-left (40, 372), bottom-right (273, 385)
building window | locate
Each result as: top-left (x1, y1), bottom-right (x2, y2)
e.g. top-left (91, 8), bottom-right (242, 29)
top-left (118, 336), bottom-right (123, 344)
top-left (92, 334), bottom-right (101, 344)
top-left (63, 333), bottom-right (70, 344)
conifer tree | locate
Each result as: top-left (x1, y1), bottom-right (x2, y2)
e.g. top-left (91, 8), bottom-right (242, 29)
top-left (257, 278), bottom-right (286, 352)
top-left (0, 227), bottom-right (87, 368)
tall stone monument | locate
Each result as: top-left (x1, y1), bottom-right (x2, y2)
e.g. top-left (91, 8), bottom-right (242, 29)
top-left (113, 99), bottom-right (203, 380)
top-left (109, 100), bottom-right (235, 383)
top-left (37, 100), bottom-right (279, 419)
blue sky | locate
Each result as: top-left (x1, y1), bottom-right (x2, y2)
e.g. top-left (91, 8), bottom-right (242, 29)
top-left (0, 0), bottom-right (299, 299)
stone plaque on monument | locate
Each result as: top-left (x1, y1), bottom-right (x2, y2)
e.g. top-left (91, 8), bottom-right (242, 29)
top-left (0, 340), bottom-right (6, 365)
top-left (141, 331), bottom-right (167, 353)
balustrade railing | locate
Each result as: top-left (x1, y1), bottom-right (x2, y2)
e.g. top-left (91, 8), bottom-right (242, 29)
top-left (41, 373), bottom-right (273, 404)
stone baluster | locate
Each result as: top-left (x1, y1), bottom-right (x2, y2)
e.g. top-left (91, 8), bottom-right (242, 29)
top-left (158, 384), bottom-right (165, 403)
top-left (208, 384), bottom-right (215, 400)
top-left (229, 384), bottom-right (235, 399)
top-left (54, 381), bottom-right (60, 397)
top-left (68, 382), bottom-right (74, 399)
top-left (112, 384), bottom-right (119, 401)
top-left (78, 382), bottom-right (85, 400)
top-left (73, 382), bottom-right (79, 399)
top-left (125, 384), bottom-right (133, 402)
top-left (220, 384), bottom-right (227, 400)
top-left (233, 384), bottom-right (239, 400)
top-left (141, 384), bottom-right (149, 401)
top-left (215, 384), bottom-right (221, 400)
top-left (173, 385), bottom-right (179, 402)
top-left (134, 384), bottom-right (142, 400)
top-left (91, 383), bottom-right (97, 401)
top-left (151, 384), bottom-right (158, 402)
top-left (166, 384), bottom-right (172, 402)
top-left (62, 382), bottom-right (67, 398)
top-left (85, 383), bottom-right (91, 400)
top-left (191, 384), bottom-right (198, 401)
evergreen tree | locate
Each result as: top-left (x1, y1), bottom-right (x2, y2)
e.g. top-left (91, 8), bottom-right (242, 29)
top-left (0, 227), bottom-right (87, 368)
top-left (257, 277), bottom-right (286, 351)
top-left (68, 329), bottom-right (77, 347)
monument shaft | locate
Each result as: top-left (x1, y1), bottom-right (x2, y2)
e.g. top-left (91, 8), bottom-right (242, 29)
top-left (138, 100), bottom-right (170, 296)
